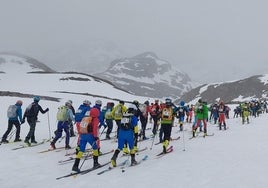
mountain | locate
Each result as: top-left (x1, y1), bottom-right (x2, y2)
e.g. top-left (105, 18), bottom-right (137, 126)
top-left (0, 52), bottom-right (55, 73)
top-left (177, 75), bottom-right (268, 104)
top-left (0, 52), bottom-right (147, 104)
top-left (94, 52), bottom-right (194, 98)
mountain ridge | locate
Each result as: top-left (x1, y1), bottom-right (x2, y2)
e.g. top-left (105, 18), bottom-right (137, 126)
top-left (95, 51), bottom-right (194, 98)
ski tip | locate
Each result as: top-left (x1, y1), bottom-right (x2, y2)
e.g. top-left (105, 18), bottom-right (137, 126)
top-left (143, 155), bottom-right (149, 160)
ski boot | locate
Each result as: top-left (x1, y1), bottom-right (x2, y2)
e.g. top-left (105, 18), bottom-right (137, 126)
top-left (72, 158), bottom-right (80, 172)
top-left (131, 153), bottom-right (137, 166)
top-left (111, 149), bottom-right (120, 167)
top-left (93, 156), bottom-right (101, 168)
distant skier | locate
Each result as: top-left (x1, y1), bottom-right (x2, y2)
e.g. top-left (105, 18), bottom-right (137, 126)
top-left (1, 100), bottom-right (24, 143)
top-left (23, 96), bottom-right (49, 145)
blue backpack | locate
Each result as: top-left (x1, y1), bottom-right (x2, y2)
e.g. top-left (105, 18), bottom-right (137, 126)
top-left (75, 104), bottom-right (90, 122)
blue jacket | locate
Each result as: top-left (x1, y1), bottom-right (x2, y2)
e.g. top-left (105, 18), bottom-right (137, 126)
top-left (75, 104), bottom-right (91, 122)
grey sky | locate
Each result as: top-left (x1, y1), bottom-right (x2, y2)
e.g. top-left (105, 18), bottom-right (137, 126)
top-left (1, 0), bottom-right (268, 84)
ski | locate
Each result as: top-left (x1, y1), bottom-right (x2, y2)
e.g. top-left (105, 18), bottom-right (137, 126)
top-left (155, 136), bottom-right (180, 145)
top-left (58, 150), bottom-right (114, 165)
top-left (12, 139), bottom-right (50, 150)
top-left (64, 147), bottom-right (92, 156)
top-left (156, 146), bottom-right (173, 157)
top-left (171, 136), bottom-right (180, 141)
top-left (121, 155), bottom-right (148, 172)
top-left (38, 146), bottom-right (67, 153)
top-left (189, 132), bottom-right (201, 139)
top-left (200, 133), bottom-right (215, 138)
top-left (56, 161), bottom-right (110, 180)
top-left (120, 147), bottom-right (148, 157)
top-left (97, 159), bottom-right (129, 175)
top-left (79, 161), bottom-right (110, 175)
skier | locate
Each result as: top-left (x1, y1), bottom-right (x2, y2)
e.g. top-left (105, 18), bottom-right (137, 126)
top-left (74, 100), bottom-right (91, 146)
top-left (50, 100), bottom-right (74, 149)
top-left (72, 100), bottom-right (102, 172)
top-left (1, 100), bottom-right (24, 143)
top-left (241, 102), bottom-right (250, 124)
top-left (192, 99), bottom-right (208, 137)
top-left (67, 100), bottom-right (76, 137)
top-left (104, 102), bottom-right (115, 139)
top-left (175, 101), bottom-right (188, 131)
top-left (139, 100), bottom-right (150, 140)
top-left (23, 96), bottom-right (49, 144)
top-left (111, 100), bottom-right (127, 138)
top-left (160, 98), bottom-right (175, 153)
top-left (150, 99), bottom-right (161, 135)
top-left (218, 101), bottom-right (227, 130)
top-left (110, 104), bottom-right (138, 167)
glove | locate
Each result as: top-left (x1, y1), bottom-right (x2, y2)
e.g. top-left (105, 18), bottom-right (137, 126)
top-left (94, 137), bottom-right (99, 141)
top-left (21, 119), bottom-right (25, 124)
top-left (45, 108), bottom-right (49, 112)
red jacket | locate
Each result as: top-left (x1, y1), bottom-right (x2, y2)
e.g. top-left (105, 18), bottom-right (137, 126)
top-left (90, 107), bottom-right (100, 137)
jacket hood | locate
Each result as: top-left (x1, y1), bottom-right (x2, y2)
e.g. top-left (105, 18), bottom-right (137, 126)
top-left (90, 107), bottom-right (100, 118)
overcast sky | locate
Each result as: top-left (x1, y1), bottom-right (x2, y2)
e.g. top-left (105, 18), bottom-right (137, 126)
top-left (1, 0), bottom-right (268, 84)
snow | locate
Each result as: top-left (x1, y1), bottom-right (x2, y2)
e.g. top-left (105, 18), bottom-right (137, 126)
top-left (1, 97), bottom-right (268, 188)
top-left (1, 59), bottom-right (268, 188)
top-left (259, 74), bottom-right (268, 85)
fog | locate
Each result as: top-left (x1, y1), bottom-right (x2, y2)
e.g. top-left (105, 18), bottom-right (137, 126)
top-left (1, 0), bottom-right (268, 83)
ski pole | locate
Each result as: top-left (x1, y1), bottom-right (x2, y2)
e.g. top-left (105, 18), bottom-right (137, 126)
top-left (47, 112), bottom-right (52, 140)
top-left (79, 140), bottom-right (97, 169)
top-left (7, 128), bottom-right (16, 141)
top-left (150, 133), bottom-right (157, 150)
top-left (99, 125), bottom-right (107, 138)
top-left (182, 125), bottom-right (186, 151)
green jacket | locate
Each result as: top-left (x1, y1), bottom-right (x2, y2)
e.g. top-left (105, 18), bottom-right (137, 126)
top-left (195, 103), bottom-right (208, 120)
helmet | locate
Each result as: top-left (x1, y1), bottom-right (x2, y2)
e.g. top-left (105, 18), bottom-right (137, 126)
top-left (95, 100), bottom-right (102, 106)
top-left (165, 98), bottom-right (172, 106)
top-left (83, 100), bottom-right (91, 105)
top-left (127, 104), bottom-right (137, 115)
top-left (67, 100), bottom-right (73, 105)
top-left (119, 100), bottom-right (125, 105)
top-left (33, 96), bottom-right (40, 102)
top-left (165, 98), bottom-right (172, 103)
top-left (198, 99), bottom-right (202, 103)
top-left (132, 100), bottom-right (139, 106)
top-left (155, 99), bottom-right (159, 103)
top-left (65, 101), bottom-right (72, 106)
top-left (16, 100), bottom-right (23, 105)
top-left (144, 100), bottom-right (149, 105)
top-left (107, 102), bottom-right (114, 108)
top-left (180, 101), bottom-right (185, 106)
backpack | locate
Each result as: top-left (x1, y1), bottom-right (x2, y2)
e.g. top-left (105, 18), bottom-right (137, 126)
top-left (114, 105), bottom-right (123, 118)
top-left (56, 105), bottom-right (68, 121)
top-left (120, 114), bottom-right (132, 130)
top-left (161, 107), bottom-right (173, 121)
top-left (7, 105), bottom-right (17, 118)
top-left (80, 116), bottom-right (93, 134)
top-left (75, 105), bottom-right (89, 122)
top-left (105, 108), bottom-right (113, 119)
top-left (139, 104), bottom-right (146, 114)
top-left (24, 103), bottom-right (39, 118)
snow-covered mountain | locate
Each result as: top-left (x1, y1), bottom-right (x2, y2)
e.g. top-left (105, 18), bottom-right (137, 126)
top-left (0, 52), bottom-right (148, 104)
top-left (94, 52), bottom-right (194, 98)
top-left (0, 52), bottom-right (55, 73)
top-left (177, 75), bottom-right (268, 104)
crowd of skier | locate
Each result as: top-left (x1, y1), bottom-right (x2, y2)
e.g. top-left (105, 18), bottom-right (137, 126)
top-left (1, 96), bottom-right (268, 173)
